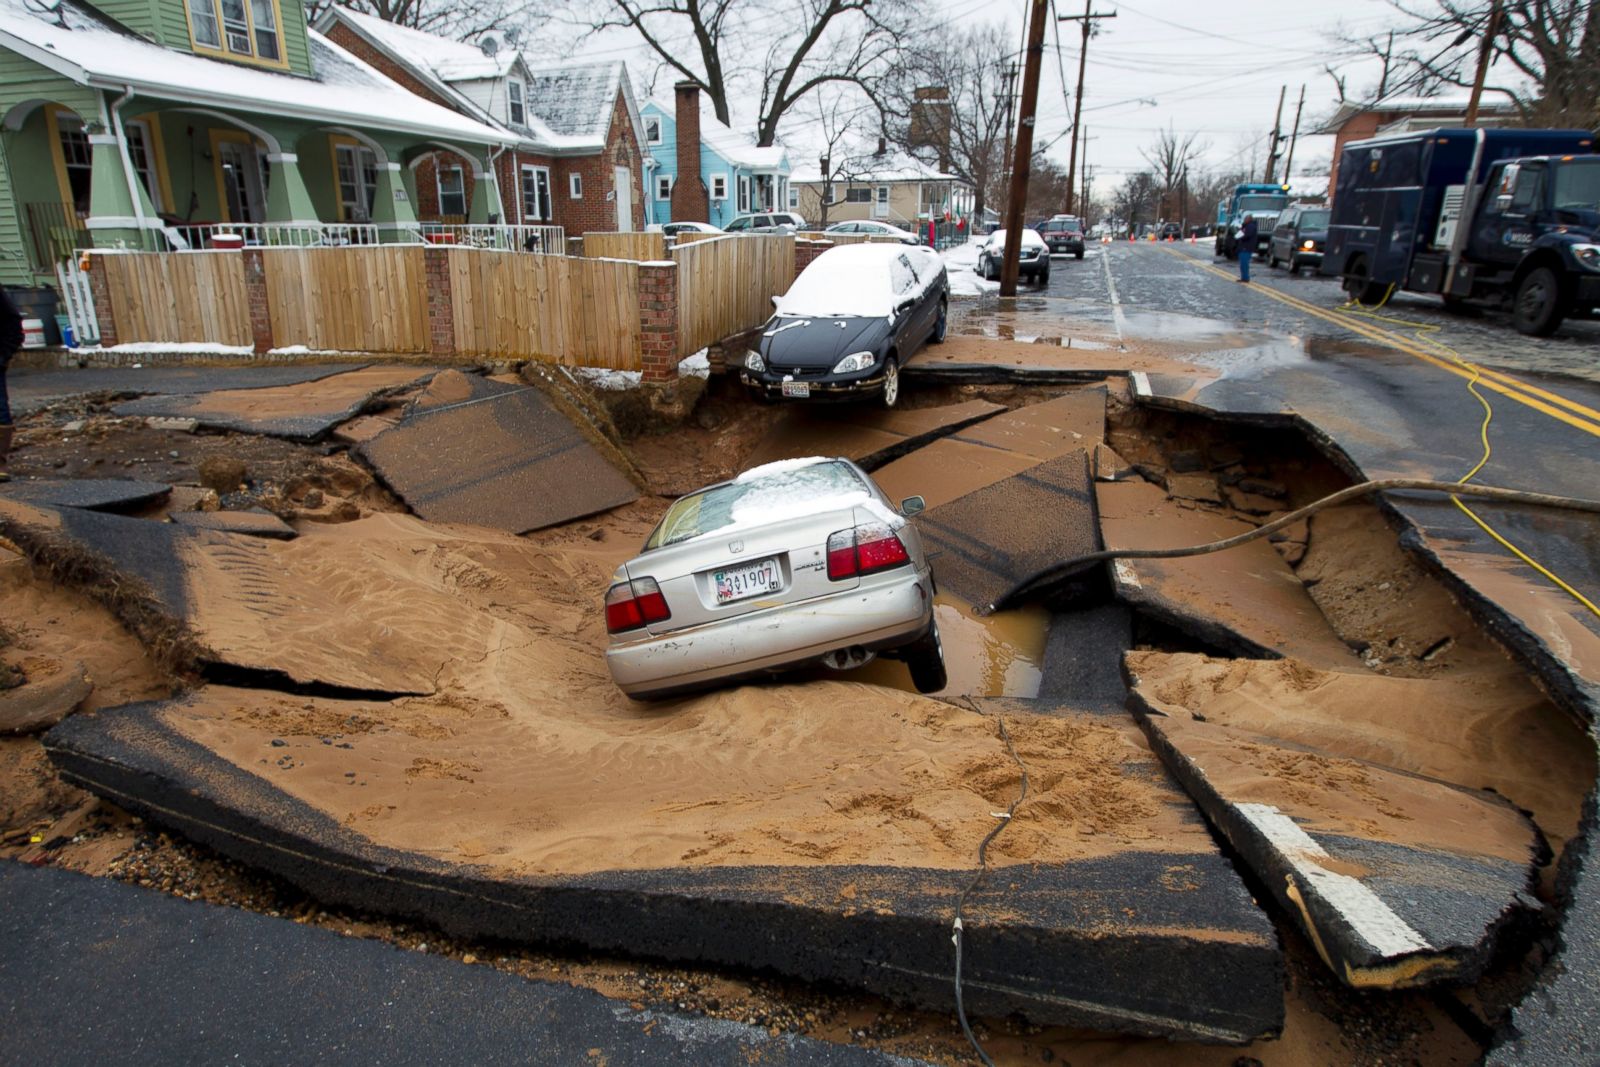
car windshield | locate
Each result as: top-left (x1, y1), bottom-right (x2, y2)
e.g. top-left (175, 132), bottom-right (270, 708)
top-left (1238, 195), bottom-right (1288, 212)
top-left (1298, 209), bottom-right (1331, 229)
top-left (776, 249), bottom-right (897, 317)
top-left (1553, 159), bottom-right (1600, 212)
top-left (645, 459), bottom-right (869, 550)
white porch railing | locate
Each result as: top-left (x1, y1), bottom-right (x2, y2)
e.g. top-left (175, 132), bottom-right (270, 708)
top-left (73, 221), bottom-right (568, 255)
top-left (407, 223), bottom-right (565, 254)
top-left (162, 222), bottom-right (384, 250)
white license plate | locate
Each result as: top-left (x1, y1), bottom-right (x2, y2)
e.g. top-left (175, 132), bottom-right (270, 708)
top-left (714, 558), bottom-right (782, 604)
top-left (781, 381), bottom-right (811, 398)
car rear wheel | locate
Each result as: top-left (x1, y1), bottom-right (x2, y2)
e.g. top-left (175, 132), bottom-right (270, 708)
top-left (1267, 248), bottom-right (1281, 269)
top-left (1074, 250), bottom-right (1084, 260)
top-left (1288, 255), bottom-right (1302, 276)
top-left (904, 618), bottom-right (947, 694)
top-left (931, 298), bottom-right (948, 343)
top-left (1512, 266), bottom-right (1566, 336)
top-left (881, 355), bottom-right (900, 408)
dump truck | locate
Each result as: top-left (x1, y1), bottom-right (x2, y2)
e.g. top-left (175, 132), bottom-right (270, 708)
top-left (1213, 182), bottom-right (1293, 259)
top-left (1321, 126), bottom-right (1599, 335)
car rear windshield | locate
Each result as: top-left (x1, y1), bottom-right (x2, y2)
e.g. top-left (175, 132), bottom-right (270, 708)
top-left (1298, 209), bottom-right (1330, 229)
top-left (645, 460), bottom-right (869, 550)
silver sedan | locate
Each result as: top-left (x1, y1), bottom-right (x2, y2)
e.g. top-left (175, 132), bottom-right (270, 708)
top-left (604, 457), bottom-right (946, 700)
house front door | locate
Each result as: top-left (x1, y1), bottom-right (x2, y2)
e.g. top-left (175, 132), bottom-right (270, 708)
top-left (872, 185), bottom-right (890, 219)
top-left (219, 141), bottom-right (267, 224)
top-left (614, 166), bottom-right (633, 231)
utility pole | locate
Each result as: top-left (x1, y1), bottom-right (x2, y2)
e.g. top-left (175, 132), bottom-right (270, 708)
top-left (1079, 125), bottom-right (1090, 225)
top-left (1061, 0), bottom-right (1116, 216)
top-left (1283, 84), bottom-right (1306, 183)
top-left (1465, 0), bottom-right (1503, 126)
top-left (1262, 85), bottom-right (1286, 183)
top-left (1000, 0), bottom-right (1051, 296)
top-left (999, 62), bottom-right (1019, 197)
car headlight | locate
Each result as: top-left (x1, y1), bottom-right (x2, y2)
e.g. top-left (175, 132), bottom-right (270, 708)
top-left (1574, 244), bottom-right (1600, 272)
top-left (1302, 239), bottom-right (1316, 251)
top-left (744, 349), bottom-right (766, 372)
top-left (832, 351), bottom-right (876, 375)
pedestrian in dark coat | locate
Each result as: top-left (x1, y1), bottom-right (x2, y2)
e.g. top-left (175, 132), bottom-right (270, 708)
top-left (0, 287), bottom-right (20, 482)
top-left (1237, 216), bottom-right (1258, 283)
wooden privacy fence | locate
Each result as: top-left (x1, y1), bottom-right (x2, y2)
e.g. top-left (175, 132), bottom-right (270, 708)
top-left (448, 249), bottom-right (641, 369)
top-left (262, 246), bottom-right (429, 353)
top-left (669, 231), bottom-right (722, 248)
top-left (582, 232), bottom-right (666, 261)
top-left (671, 234), bottom-right (794, 356)
top-left (97, 251), bottom-right (250, 346)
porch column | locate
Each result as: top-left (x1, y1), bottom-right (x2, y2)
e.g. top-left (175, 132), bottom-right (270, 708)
top-left (85, 132), bottom-right (147, 249)
top-left (264, 152), bottom-right (319, 224)
top-left (370, 162), bottom-right (418, 242)
top-left (468, 156), bottom-right (500, 223)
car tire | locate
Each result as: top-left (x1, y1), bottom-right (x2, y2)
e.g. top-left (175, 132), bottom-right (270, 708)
top-left (1267, 250), bottom-right (1281, 270)
top-left (1074, 250), bottom-right (1084, 260)
top-left (1289, 255), bottom-right (1301, 276)
top-left (881, 354), bottom-right (900, 409)
top-left (931, 297), bottom-right (948, 343)
top-left (904, 618), bottom-right (947, 695)
top-left (1512, 265), bottom-right (1567, 336)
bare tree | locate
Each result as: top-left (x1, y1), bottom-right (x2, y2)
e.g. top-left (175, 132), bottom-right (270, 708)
top-left (307, 0), bottom-right (540, 38)
top-left (580, 0), bottom-right (919, 145)
top-left (1112, 171), bottom-right (1161, 233)
top-left (1139, 126), bottom-right (1207, 222)
top-left (803, 87), bottom-right (878, 228)
top-left (1341, 1), bottom-right (1600, 128)
top-left (884, 23), bottom-right (1014, 224)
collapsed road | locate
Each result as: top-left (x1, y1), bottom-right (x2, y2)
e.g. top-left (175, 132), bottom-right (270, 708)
top-left (1, 245), bottom-right (1598, 1064)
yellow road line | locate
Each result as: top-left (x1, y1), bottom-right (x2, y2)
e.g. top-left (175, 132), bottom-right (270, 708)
top-left (1154, 247), bottom-right (1600, 439)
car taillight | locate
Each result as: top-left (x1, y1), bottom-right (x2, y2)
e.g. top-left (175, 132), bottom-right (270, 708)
top-left (605, 577), bottom-right (671, 633)
top-left (826, 522), bottom-right (911, 580)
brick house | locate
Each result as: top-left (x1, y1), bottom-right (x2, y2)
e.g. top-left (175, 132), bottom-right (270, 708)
top-left (319, 9), bottom-right (645, 234)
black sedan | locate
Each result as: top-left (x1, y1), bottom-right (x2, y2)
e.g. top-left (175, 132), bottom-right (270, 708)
top-left (740, 243), bottom-right (949, 408)
top-left (1267, 206), bottom-right (1331, 275)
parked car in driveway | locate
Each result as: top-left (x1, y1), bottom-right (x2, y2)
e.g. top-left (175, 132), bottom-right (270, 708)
top-left (1266, 206), bottom-right (1331, 274)
top-left (726, 212), bottom-right (807, 233)
top-left (1038, 215), bottom-right (1085, 258)
top-left (740, 243), bottom-right (949, 408)
top-left (660, 221), bottom-right (724, 237)
top-left (823, 220), bottom-right (921, 245)
top-left (976, 229), bottom-right (1050, 283)
top-left (604, 457), bottom-right (946, 699)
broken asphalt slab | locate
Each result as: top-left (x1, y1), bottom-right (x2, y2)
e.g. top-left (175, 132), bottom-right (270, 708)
top-left (913, 449), bottom-right (1098, 609)
top-left (111, 366), bottom-right (439, 442)
top-left (743, 399), bottom-right (1006, 471)
top-left (1126, 659), bottom-right (1545, 990)
top-left (41, 693), bottom-right (1285, 1044)
top-left (7, 363), bottom-right (366, 417)
top-left (358, 384), bottom-right (638, 534)
top-left (170, 508), bottom-right (297, 539)
top-left (0, 863), bottom-right (915, 1067)
top-left (0, 477), bottom-right (171, 512)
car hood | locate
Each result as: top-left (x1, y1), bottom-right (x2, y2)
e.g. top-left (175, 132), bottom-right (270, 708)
top-left (760, 315), bottom-right (891, 369)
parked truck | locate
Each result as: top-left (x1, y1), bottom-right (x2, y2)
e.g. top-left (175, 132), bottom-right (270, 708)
top-left (1321, 126), bottom-right (1599, 335)
top-left (1213, 182), bottom-right (1293, 259)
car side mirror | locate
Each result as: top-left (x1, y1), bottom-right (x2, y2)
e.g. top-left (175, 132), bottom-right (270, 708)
top-left (900, 495), bottom-right (925, 516)
top-left (771, 295), bottom-right (781, 309)
top-left (895, 298), bottom-right (915, 314)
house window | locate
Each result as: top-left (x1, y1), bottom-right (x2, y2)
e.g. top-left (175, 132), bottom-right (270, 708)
top-left (845, 187), bottom-right (872, 203)
top-left (335, 144), bottom-right (378, 222)
top-left (124, 120), bottom-right (163, 212)
top-left (521, 164), bottom-right (551, 221)
top-left (655, 174), bottom-right (672, 201)
top-left (787, 183), bottom-right (797, 210)
top-left (710, 173), bottom-right (727, 200)
top-left (186, 0), bottom-right (283, 65)
top-left (508, 81), bottom-right (525, 126)
top-left (645, 116), bottom-right (662, 144)
top-left (569, 173), bottom-right (582, 198)
top-left (737, 175), bottom-right (750, 213)
top-left (437, 164), bottom-right (466, 218)
top-left (56, 116), bottom-right (92, 216)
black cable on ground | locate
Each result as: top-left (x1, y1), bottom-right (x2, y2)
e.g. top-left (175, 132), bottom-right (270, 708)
top-left (983, 477), bottom-right (1600, 615)
top-left (952, 707), bottom-right (1029, 1067)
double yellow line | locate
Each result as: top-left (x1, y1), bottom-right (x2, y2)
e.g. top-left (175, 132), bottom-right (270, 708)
top-left (1157, 246), bottom-right (1600, 439)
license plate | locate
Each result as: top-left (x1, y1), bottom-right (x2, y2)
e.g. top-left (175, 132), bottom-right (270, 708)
top-left (715, 557), bottom-right (782, 604)
top-left (781, 381), bottom-right (811, 398)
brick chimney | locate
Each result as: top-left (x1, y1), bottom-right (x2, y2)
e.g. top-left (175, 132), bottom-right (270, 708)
top-left (670, 81), bottom-right (709, 223)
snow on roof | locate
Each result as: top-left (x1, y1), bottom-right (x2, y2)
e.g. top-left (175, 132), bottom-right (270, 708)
top-left (1315, 93), bottom-right (1520, 134)
top-left (334, 9), bottom-right (514, 81)
top-left (790, 151), bottom-right (960, 184)
top-left (523, 59), bottom-right (623, 140)
top-left (777, 243), bottom-right (913, 318)
top-left (643, 95), bottom-right (788, 171)
top-left (0, 0), bottom-right (510, 145)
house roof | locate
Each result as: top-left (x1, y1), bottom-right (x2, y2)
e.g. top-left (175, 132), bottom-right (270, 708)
top-left (790, 151), bottom-right (960, 184)
top-left (0, 0), bottom-right (510, 145)
top-left (524, 59), bottom-right (626, 140)
top-left (331, 8), bottom-right (519, 81)
top-left (642, 96), bottom-right (789, 171)
top-left (1314, 93), bottom-right (1520, 135)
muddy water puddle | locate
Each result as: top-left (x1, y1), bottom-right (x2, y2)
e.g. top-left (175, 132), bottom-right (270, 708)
top-left (852, 596), bottom-right (1049, 698)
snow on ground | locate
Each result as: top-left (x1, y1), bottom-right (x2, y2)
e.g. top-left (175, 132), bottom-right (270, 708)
top-left (941, 237), bottom-right (998, 298)
top-left (573, 348), bottom-right (708, 392)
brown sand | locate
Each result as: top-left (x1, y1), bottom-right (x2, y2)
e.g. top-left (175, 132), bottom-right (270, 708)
top-left (1128, 650), bottom-right (1591, 853)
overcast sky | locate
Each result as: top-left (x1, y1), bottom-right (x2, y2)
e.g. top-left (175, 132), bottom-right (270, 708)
top-left (555, 0), bottom-right (1471, 188)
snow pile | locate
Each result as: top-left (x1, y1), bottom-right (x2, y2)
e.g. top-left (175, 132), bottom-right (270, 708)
top-left (678, 349), bottom-right (710, 379)
top-left (573, 367), bottom-right (643, 391)
top-left (74, 342), bottom-right (255, 356)
top-left (941, 237), bottom-right (997, 298)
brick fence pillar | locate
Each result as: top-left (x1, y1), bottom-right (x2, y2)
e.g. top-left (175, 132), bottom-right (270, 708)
top-left (241, 247), bottom-right (273, 355)
top-left (424, 246), bottom-right (456, 357)
top-left (84, 254), bottom-right (118, 348)
top-left (793, 238), bottom-right (833, 284)
top-left (636, 261), bottom-right (679, 383)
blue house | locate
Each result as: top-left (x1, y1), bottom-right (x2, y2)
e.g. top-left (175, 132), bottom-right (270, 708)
top-left (640, 85), bottom-right (790, 227)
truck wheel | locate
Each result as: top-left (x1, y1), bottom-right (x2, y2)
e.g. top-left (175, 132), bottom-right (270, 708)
top-left (1342, 256), bottom-right (1387, 306)
top-left (1512, 266), bottom-right (1567, 337)
top-left (904, 619), bottom-right (947, 694)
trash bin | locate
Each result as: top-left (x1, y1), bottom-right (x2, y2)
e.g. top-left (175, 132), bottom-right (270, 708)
top-left (6, 285), bottom-right (60, 345)
top-left (210, 232), bottom-right (245, 250)
top-left (21, 318), bottom-right (47, 349)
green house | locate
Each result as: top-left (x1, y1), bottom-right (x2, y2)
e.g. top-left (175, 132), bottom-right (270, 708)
top-left (0, 0), bottom-right (517, 286)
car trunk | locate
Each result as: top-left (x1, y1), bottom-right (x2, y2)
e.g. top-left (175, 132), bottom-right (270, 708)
top-left (628, 506), bottom-right (864, 635)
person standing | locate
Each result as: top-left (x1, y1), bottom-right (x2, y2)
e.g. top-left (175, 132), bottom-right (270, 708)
top-left (0, 287), bottom-right (19, 481)
top-left (1237, 215), bottom-right (1258, 284)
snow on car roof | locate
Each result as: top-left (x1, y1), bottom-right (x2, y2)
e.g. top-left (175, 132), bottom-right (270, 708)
top-left (735, 456), bottom-right (833, 483)
top-left (988, 229), bottom-right (1046, 247)
top-left (777, 244), bottom-right (919, 318)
